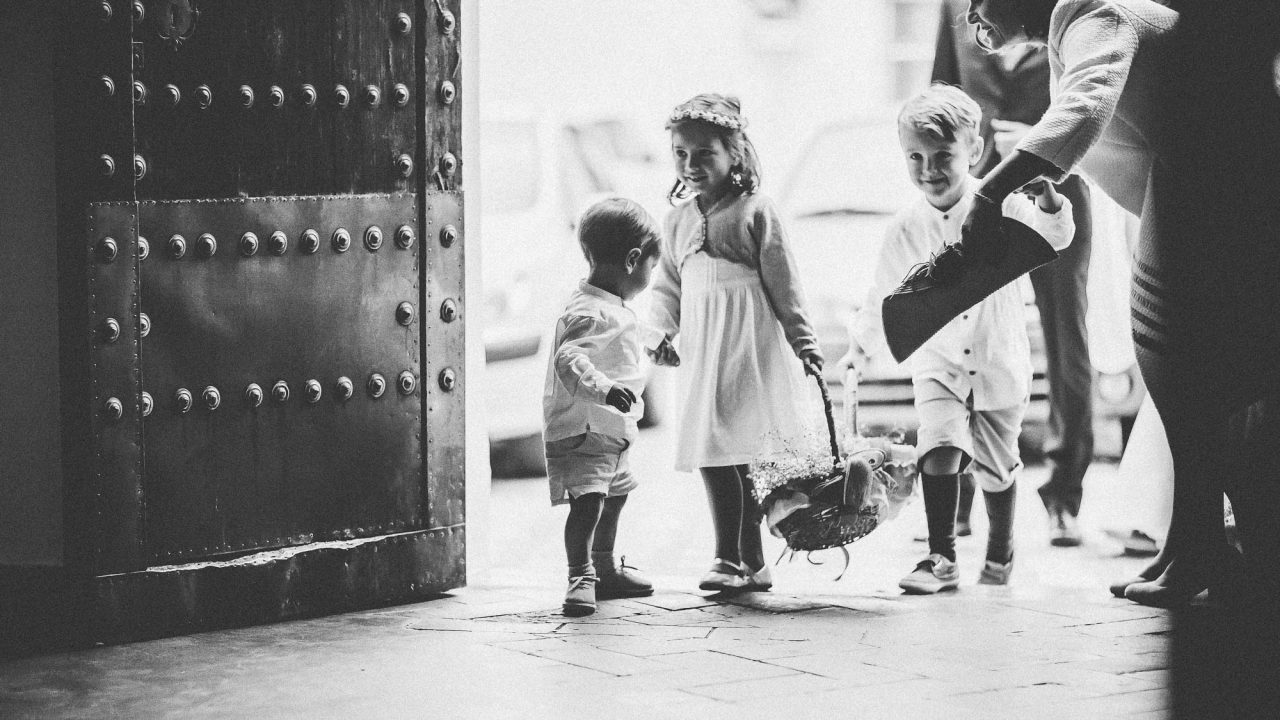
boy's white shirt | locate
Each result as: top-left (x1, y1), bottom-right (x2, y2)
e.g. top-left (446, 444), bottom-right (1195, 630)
top-left (542, 280), bottom-right (663, 443)
top-left (850, 175), bottom-right (1075, 411)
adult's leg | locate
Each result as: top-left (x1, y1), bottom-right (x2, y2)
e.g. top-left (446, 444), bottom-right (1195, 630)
top-left (1123, 341), bottom-right (1238, 607)
top-left (1031, 174), bottom-right (1095, 520)
top-left (1224, 395), bottom-right (1280, 606)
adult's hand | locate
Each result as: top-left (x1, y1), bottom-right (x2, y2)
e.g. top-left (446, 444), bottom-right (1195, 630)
top-left (961, 149), bottom-right (1058, 265)
top-left (961, 192), bottom-right (1006, 265)
top-left (991, 119), bottom-right (1032, 159)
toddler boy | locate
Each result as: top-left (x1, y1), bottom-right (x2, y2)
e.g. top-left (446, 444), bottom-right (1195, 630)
top-left (543, 197), bottom-right (663, 615)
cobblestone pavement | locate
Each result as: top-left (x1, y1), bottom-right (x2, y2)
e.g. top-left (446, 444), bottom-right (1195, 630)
top-left (1, 422), bottom-right (1183, 719)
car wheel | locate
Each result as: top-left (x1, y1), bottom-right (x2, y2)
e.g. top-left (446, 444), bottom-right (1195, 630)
top-left (489, 433), bottom-right (547, 479)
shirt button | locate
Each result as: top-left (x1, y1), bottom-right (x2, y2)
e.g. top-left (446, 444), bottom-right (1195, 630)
top-left (943, 214), bottom-right (949, 220)
top-left (962, 314), bottom-right (969, 320)
top-left (964, 349), bottom-right (971, 354)
top-left (968, 370), bottom-right (976, 375)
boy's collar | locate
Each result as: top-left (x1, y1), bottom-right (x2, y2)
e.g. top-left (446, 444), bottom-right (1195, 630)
top-left (579, 279), bottom-right (625, 306)
top-left (925, 175), bottom-right (980, 216)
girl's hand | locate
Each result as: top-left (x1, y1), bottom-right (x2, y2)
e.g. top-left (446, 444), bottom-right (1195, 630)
top-left (647, 337), bottom-right (681, 367)
top-left (800, 348), bottom-right (824, 377)
top-left (605, 384), bottom-right (637, 413)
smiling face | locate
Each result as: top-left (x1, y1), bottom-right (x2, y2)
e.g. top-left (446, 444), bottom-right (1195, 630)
top-left (899, 124), bottom-right (983, 211)
top-left (670, 123), bottom-right (737, 202)
top-left (966, 0), bottom-right (1032, 50)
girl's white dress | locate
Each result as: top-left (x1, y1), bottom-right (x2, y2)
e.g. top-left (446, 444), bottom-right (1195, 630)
top-left (649, 192), bottom-right (820, 472)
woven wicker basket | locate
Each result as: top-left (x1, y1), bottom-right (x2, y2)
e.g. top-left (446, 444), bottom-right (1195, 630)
top-left (753, 370), bottom-right (917, 555)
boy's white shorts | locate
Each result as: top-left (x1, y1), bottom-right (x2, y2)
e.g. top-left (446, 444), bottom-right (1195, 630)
top-left (915, 385), bottom-right (1025, 493)
top-left (545, 431), bottom-right (637, 506)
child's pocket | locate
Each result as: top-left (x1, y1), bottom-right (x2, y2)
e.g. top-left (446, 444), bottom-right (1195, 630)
top-left (544, 433), bottom-right (590, 459)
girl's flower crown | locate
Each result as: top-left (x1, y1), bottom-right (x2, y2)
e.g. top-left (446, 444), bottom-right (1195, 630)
top-left (668, 106), bottom-right (747, 131)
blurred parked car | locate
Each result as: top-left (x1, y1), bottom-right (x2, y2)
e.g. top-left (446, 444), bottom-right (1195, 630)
top-left (481, 114), bottom-right (670, 477)
top-left (779, 117), bottom-right (1144, 456)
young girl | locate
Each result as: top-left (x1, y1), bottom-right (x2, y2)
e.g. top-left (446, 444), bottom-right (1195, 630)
top-left (647, 94), bottom-right (823, 592)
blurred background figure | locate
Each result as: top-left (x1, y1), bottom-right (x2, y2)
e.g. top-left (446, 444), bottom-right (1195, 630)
top-left (931, 0), bottom-right (1095, 548)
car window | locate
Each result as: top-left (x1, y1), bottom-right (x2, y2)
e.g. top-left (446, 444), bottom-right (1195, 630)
top-left (481, 121), bottom-right (541, 214)
top-left (782, 121), bottom-right (914, 218)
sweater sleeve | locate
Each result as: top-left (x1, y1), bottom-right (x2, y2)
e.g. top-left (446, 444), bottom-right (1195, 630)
top-left (850, 221), bottom-right (909, 361)
top-left (646, 211), bottom-right (682, 347)
top-left (753, 197), bottom-right (820, 357)
top-left (1015, 0), bottom-right (1139, 180)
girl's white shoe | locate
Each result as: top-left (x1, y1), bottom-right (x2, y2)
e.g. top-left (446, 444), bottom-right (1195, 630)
top-left (698, 559), bottom-right (748, 592)
top-left (742, 564), bottom-right (773, 591)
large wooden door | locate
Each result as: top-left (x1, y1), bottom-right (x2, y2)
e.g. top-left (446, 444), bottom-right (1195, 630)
top-left (72, 0), bottom-right (464, 591)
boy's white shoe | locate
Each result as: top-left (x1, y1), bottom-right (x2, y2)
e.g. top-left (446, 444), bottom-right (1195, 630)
top-left (899, 553), bottom-right (960, 594)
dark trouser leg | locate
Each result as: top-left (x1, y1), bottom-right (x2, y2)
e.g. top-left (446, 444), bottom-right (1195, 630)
top-left (734, 464), bottom-right (766, 571)
top-left (1125, 340), bottom-right (1236, 605)
top-left (565, 493), bottom-right (605, 577)
top-left (1225, 397), bottom-right (1280, 603)
top-left (701, 466), bottom-right (744, 566)
top-left (1030, 174), bottom-right (1094, 518)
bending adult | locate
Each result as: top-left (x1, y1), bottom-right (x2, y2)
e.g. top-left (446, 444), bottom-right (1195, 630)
top-left (933, 0), bottom-right (1095, 548)
top-left (960, 0), bottom-right (1280, 607)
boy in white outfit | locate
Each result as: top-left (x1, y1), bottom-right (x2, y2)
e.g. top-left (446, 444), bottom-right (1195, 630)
top-left (844, 84), bottom-right (1075, 593)
top-left (543, 197), bottom-right (664, 616)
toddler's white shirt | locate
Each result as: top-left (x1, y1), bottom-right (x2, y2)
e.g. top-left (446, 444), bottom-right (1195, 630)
top-left (542, 281), bottom-right (661, 443)
top-left (850, 176), bottom-right (1075, 411)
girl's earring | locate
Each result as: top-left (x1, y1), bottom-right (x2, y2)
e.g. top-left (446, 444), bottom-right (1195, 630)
top-left (730, 166), bottom-right (746, 190)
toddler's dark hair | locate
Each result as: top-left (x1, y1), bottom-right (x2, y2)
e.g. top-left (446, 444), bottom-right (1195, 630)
top-left (898, 82), bottom-right (982, 143)
top-left (577, 197), bottom-right (662, 266)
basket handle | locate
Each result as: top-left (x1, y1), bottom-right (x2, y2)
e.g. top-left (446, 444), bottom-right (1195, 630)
top-left (808, 369), bottom-right (841, 469)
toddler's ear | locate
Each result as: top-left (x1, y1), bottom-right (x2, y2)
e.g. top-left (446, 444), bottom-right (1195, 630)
top-left (625, 247), bottom-right (642, 273)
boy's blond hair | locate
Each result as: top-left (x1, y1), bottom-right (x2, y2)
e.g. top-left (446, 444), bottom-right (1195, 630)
top-left (897, 83), bottom-right (983, 144)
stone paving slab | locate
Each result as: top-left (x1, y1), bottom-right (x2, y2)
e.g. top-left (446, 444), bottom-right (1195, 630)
top-left (0, 457), bottom-right (1206, 719)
